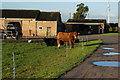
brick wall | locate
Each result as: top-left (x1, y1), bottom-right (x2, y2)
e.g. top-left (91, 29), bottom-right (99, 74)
top-left (22, 20), bottom-right (29, 36)
top-left (22, 20), bottom-right (36, 36)
top-left (29, 21), bottom-right (37, 36)
top-left (37, 21), bottom-right (57, 37)
top-left (0, 19), bottom-right (4, 29)
top-left (1, 18), bottom-right (59, 37)
top-left (0, 19), bottom-right (22, 29)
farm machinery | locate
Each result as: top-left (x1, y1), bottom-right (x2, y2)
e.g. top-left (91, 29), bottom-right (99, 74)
top-left (1, 22), bottom-right (22, 40)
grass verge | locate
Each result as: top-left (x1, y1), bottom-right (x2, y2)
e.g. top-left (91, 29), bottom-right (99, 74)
top-left (100, 33), bottom-right (120, 36)
top-left (2, 39), bottom-right (102, 79)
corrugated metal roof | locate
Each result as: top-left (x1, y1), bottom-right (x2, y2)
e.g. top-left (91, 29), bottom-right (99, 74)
top-left (37, 12), bottom-right (60, 21)
top-left (0, 9), bottom-right (40, 19)
top-left (67, 19), bottom-right (106, 23)
top-left (0, 9), bottom-right (61, 21)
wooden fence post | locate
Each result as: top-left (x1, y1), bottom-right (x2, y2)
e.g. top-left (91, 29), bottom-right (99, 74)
top-left (66, 42), bottom-right (68, 57)
top-left (12, 52), bottom-right (16, 80)
top-left (82, 38), bottom-right (84, 49)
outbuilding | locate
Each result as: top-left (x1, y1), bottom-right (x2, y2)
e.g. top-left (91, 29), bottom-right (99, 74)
top-left (66, 19), bottom-right (107, 34)
top-left (0, 9), bottom-right (64, 37)
top-left (118, 17), bottom-right (120, 28)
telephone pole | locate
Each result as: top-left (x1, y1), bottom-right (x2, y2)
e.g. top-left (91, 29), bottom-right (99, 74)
top-left (107, 1), bottom-right (111, 24)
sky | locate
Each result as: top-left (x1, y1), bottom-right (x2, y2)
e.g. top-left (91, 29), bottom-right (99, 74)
top-left (1, 0), bottom-right (120, 2)
top-left (118, 1), bottom-right (120, 18)
top-left (0, 1), bottom-right (119, 23)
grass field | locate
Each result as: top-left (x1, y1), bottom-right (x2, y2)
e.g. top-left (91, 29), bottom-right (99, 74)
top-left (2, 39), bottom-right (102, 79)
top-left (100, 33), bottom-right (120, 36)
top-left (0, 40), bottom-right (2, 80)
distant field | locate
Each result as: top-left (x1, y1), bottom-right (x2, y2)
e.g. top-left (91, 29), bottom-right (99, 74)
top-left (100, 33), bottom-right (120, 36)
top-left (2, 39), bottom-right (102, 79)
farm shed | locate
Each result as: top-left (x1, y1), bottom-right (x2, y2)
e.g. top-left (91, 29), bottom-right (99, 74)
top-left (66, 19), bottom-right (107, 34)
top-left (0, 9), bottom-right (64, 37)
top-left (36, 12), bottom-right (64, 37)
top-left (118, 17), bottom-right (120, 28)
top-left (118, 17), bottom-right (120, 32)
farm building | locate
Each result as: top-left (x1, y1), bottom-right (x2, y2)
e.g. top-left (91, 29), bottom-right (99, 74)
top-left (118, 17), bottom-right (120, 32)
top-left (66, 19), bottom-right (108, 34)
top-left (118, 17), bottom-right (120, 28)
top-left (0, 9), bottom-right (64, 37)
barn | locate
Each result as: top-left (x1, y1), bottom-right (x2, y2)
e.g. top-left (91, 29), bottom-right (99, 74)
top-left (0, 9), bottom-right (64, 37)
top-left (118, 17), bottom-right (120, 32)
top-left (118, 17), bottom-right (120, 28)
top-left (66, 19), bottom-right (108, 35)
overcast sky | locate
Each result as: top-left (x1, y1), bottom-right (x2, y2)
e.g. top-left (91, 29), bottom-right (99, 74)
top-left (1, 1), bottom-right (119, 23)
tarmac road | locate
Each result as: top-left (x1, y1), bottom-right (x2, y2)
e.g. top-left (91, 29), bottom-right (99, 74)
top-left (60, 35), bottom-right (120, 79)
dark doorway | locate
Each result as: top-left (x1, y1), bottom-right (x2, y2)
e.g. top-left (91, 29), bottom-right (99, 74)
top-left (7, 22), bottom-right (22, 39)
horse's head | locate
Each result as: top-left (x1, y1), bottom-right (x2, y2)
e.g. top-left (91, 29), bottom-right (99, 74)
top-left (71, 32), bottom-right (80, 39)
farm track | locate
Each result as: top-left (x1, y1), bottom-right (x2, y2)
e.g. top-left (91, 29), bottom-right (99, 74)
top-left (60, 35), bottom-right (120, 79)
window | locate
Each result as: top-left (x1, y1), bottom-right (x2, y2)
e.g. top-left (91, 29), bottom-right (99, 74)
top-left (39, 27), bottom-right (42, 29)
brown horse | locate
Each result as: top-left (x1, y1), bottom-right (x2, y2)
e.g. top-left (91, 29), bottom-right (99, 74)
top-left (57, 32), bottom-right (80, 48)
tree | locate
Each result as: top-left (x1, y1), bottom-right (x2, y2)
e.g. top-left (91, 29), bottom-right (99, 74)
top-left (73, 3), bottom-right (89, 19)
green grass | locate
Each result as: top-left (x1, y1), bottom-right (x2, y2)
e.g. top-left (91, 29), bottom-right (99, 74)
top-left (100, 33), bottom-right (120, 36)
top-left (2, 39), bottom-right (102, 79)
top-left (0, 40), bottom-right (2, 80)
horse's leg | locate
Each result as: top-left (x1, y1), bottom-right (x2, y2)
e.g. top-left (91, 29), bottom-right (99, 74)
top-left (57, 39), bottom-right (60, 48)
top-left (69, 40), bottom-right (72, 49)
top-left (72, 42), bottom-right (74, 48)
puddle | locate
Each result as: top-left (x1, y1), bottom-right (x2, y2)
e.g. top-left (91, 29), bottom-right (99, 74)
top-left (92, 61), bottom-right (120, 67)
top-left (102, 48), bottom-right (115, 50)
top-left (103, 52), bottom-right (120, 56)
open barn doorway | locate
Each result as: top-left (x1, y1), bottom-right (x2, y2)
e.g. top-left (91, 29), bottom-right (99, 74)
top-left (6, 22), bottom-right (22, 39)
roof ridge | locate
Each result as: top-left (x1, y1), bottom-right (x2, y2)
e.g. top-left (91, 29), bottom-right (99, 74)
top-left (40, 11), bottom-right (60, 13)
top-left (1, 9), bottom-right (40, 11)
top-left (69, 19), bottom-right (106, 20)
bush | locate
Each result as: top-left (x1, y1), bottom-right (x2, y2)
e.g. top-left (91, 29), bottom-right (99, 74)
top-left (109, 27), bottom-right (118, 33)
